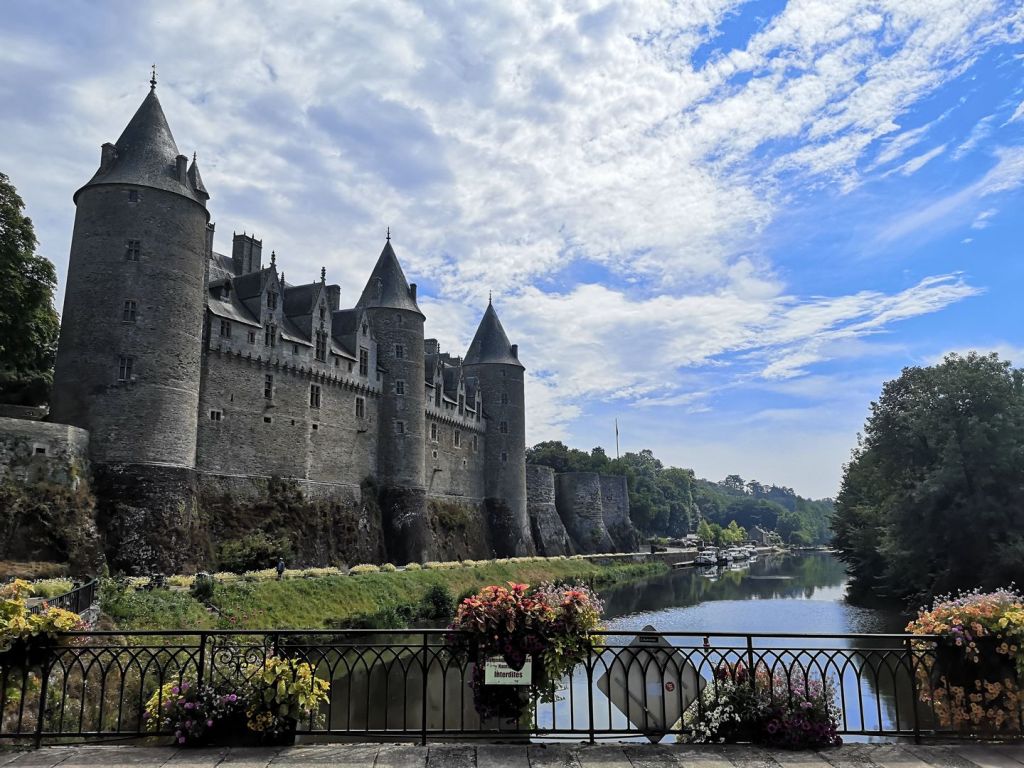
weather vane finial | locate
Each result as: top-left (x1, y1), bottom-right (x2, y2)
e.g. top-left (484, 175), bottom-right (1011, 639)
top-left (488, 290), bottom-right (492, 305)
top-left (150, 64), bottom-right (157, 91)
top-left (321, 266), bottom-right (326, 283)
top-left (386, 226), bottom-right (391, 242)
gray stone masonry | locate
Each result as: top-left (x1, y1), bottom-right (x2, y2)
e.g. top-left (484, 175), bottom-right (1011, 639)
top-left (0, 417), bottom-right (89, 489)
top-left (5, 742), bottom-right (1024, 768)
top-left (600, 475), bottom-right (640, 553)
top-left (556, 472), bottom-right (615, 554)
top-left (526, 464), bottom-right (573, 556)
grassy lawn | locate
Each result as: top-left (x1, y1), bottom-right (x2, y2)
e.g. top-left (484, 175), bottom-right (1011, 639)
top-left (100, 558), bottom-right (665, 631)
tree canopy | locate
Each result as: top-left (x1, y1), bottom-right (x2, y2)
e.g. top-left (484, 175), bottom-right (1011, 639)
top-left (0, 172), bottom-right (60, 405)
top-left (832, 352), bottom-right (1024, 602)
top-left (526, 440), bottom-right (833, 545)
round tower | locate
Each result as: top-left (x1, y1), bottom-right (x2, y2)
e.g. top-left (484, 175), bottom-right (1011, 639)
top-left (463, 300), bottom-right (535, 556)
top-left (355, 237), bottom-right (430, 562)
top-left (51, 80), bottom-right (210, 469)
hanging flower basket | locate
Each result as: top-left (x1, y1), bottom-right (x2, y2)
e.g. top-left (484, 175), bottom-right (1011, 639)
top-left (447, 581), bottom-right (604, 723)
top-left (907, 588), bottom-right (1024, 736)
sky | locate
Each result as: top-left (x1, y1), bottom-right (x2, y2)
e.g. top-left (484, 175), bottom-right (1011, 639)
top-left (2, 1), bottom-right (1023, 499)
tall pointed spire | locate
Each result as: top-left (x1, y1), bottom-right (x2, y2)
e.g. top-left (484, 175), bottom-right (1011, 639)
top-left (355, 239), bottom-right (423, 316)
top-left (150, 63), bottom-right (157, 91)
top-left (464, 302), bottom-right (523, 368)
top-left (77, 82), bottom-right (208, 206)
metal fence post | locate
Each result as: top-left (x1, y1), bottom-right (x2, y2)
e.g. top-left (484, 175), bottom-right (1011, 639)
top-left (196, 632), bottom-right (207, 689)
top-left (586, 636), bottom-right (596, 744)
top-left (33, 645), bottom-right (53, 748)
top-left (905, 636), bottom-right (921, 744)
top-left (746, 635), bottom-right (756, 690)
top-left (421, 632), bottom-right (429, 746)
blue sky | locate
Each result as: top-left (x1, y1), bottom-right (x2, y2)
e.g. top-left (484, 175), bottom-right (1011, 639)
top-left (2, 0), bottom-right (1022, 498)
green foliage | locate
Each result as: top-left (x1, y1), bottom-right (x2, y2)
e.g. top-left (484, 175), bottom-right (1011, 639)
top-left (216, 531), bottom-right (292, 573)
top-left (430, 500), bottom-right (471, 531)
top-left (0, 172), bottom-right (59, 405)
top-left (833, 353), bottom-right (1024, 601)
top-left (28, 578), bottom-right (73, 599)
top-left (108, 559), bottom-right (664, 630)
top-left (419, 583), bottom-right (456, 621)
top-left (189, 573), bottom-right (214, 602)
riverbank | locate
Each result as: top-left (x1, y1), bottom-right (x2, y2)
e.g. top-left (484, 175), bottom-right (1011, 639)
top-left (100, 558), bottom-right (667, 630)
top-left (7, 742), bottom-right (1023, 768)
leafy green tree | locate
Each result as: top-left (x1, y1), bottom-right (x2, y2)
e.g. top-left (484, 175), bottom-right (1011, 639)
top-left (696, 519), bottom-right (715, 543)
top-left (833, 353), bottom-right (1024, 601)
top-left (0, 172), bottom-right (60, 405)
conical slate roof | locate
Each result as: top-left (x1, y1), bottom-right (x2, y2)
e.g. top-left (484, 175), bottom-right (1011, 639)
top-left (188, 155), bottom-right (208, 200)
top-left (464, 302), bottom-right (523, 368)
top-left (76, 87), bottom-right (206, 205)
top-left (355, 240), bottom-right (423, 316)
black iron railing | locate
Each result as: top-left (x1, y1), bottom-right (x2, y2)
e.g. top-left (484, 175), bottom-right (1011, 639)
top-left (0, 629), bottom-right (1019, 745)
top-left (29, 579), bottom-right (98, 616)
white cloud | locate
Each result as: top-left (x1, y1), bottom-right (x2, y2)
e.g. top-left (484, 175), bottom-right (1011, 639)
top-left (895, 142), bottom-right (947, 175)
top-left (953, 114), bottom-right (996, 160)
top-left (1003, 100), bottom-right (1024, 125)
top-left (971, 208), bottom-right (999, 228)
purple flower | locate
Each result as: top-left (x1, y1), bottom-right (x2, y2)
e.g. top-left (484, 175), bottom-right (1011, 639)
top-left (184, 702), bottom-right (194, 710)
top-left (227, 693), bottom-right (237, 702)
top-left (178, 737), bottom-right (185, 744)
top-left (206, 719), bottom-right (214, 727)
top-left (171, 686), bottom-right (179, 695)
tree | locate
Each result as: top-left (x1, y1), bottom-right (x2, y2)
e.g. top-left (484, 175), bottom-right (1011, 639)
top-left (696, 519), bottom-right (715, 544)
top-left (833, 353), bottom-right (1024, 601)
top-left (0, 172), bottom-right (60, 405)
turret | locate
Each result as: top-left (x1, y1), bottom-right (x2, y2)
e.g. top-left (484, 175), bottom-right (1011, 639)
top-left (356, 235), bottom-right (430, 561)
top-left (463, 299), bottom-right (535, 556)
top-left (51, 78), bottom-right (210, 468)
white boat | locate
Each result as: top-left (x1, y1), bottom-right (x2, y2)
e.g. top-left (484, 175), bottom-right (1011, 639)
top-left (728, 547), bottom-right (748, 560)
top-left (695, 548), bottom-right (718, 566)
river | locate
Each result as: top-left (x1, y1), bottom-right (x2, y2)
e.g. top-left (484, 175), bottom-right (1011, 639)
top-left (599, 551), bottom-right (908, 635)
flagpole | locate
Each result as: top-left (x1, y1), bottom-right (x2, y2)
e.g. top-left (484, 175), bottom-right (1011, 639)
top-left (615, 418), bottom-right (620, 459)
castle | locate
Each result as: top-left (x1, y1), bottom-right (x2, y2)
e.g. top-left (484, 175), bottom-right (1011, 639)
top-left (0, 78), bottom-right (638, 571)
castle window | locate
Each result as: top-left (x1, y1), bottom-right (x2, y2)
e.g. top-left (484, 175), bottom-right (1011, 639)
top-left (264, 374), bottom-right (273, 400)
top-left (220, 285), bottom-right (231, 302)
top-left (267, 291), bottom-right (277, 310)
top-left (435, 387), bottom-right (441, 408)
top-left (359, 348), bottom-right (369, 376)
top-left (348, 361), bottom-right (353, 372)
top-left (264, 416), bottom-right (272, 424)
top-left (34, 446), bottom-right (47, 455)
top-left (355, 396), bottom-right (365, 419)
top-left (127, 189), bottom-right (138, 203)
top-left (292, 344), bottom-right (299, 355)
top-left (122, 300), bottom-right (137, 322)
top-left (462, 459), bottom-right (467, 468)
top-left (312, 423), bottom-right (319, 431)
top-left (264, 323), bottom-right (276, 347)
top-left (454, 429), bottom-right (461, 448)
top-left (500, 420), bottom-right (508, 434)
top-left (432, 450), bottom-right (438, 459)
top-left (501, 451), bottom-right (508, 464)
top-left (458, 394), bottom-right (465, 414)
top-left (334, 358), bottom-right (339, 367)
top-left (501, 393), bottom-right (509, 405)
top-left (248, 330), bottom-right (256, 344)
top-left (472, 435), bottom-right (478, 451)
top-left (125, 239), bottom-right (140, 261)
top-left (394, 344), bottom-right (405, 359)
top-left (219, 320), bottom-right (231, 338)
top-left (395, 379), bottom-right (405, 396)
top-left (319, 305), bottom-right (326, 322)
top-left (362, 322), bottom-right (368, 336)
top-left (117, 355), bottom-right (134, 382)
top-left (395, 420), bottom-right (405, 435)
top-left (209, 409), bottom-right (222, 421)
top-left (309, 384), bottom-right (321, 409)
top-left (315, 331), bottom-right (327, 362)
top-left (430, 422), bottom-right (438, 441)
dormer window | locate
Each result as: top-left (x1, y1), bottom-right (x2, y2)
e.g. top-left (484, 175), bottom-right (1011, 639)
top-left (220, 285), bottom-right (231, 302)
top-left (219, 320), bottom-right (231, 338)
top-left (362, 322), bottom-right (368, 336)
top-left (267, 291), bottom-right (277, 310)
top-left (315, 331), bottom-right (327, 362)
top-left (264, 323), bottom-right (276, 347)
top-left (458, 394), bottom-right (465, 414)
top-left (319, 305), bottom-right (326, 322)
top-left (359, 348), bottom-right (369, 376)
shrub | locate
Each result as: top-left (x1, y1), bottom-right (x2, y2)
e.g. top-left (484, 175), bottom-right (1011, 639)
top-left (216, 531), bottom-right (292, 574)
top-left (212, 572), bottom-right (240, 584)
top-left (189, 573), bottom-right (215, 602)
top-left (419, 584), bottom-right (456, 621)
top-left (28, 578), bottom-right (73, 599)
top-left (0, 579), bottom-right (81, 666)
top-left (349, 564), bottom-right (380, 575)
top-left (380, 563), bottom-right (397, 572)
top-left (245, 656), bottom-right (330, 736)
top-left (404, 562), bottom-right (422, 571)
top-left (166, 574), bottom-right (195, 588)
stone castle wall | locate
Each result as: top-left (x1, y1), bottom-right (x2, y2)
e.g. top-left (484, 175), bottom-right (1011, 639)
top-left (554, 472), bottom-right (615, 554)
top-left (196, 351), bottom-right (380, 484)
top-left (0, 416), bottom-right (90, 488)
top-left (600, 474), bottom-right (640, 552)
top-left (525, 464), bottom-right (573, 556)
